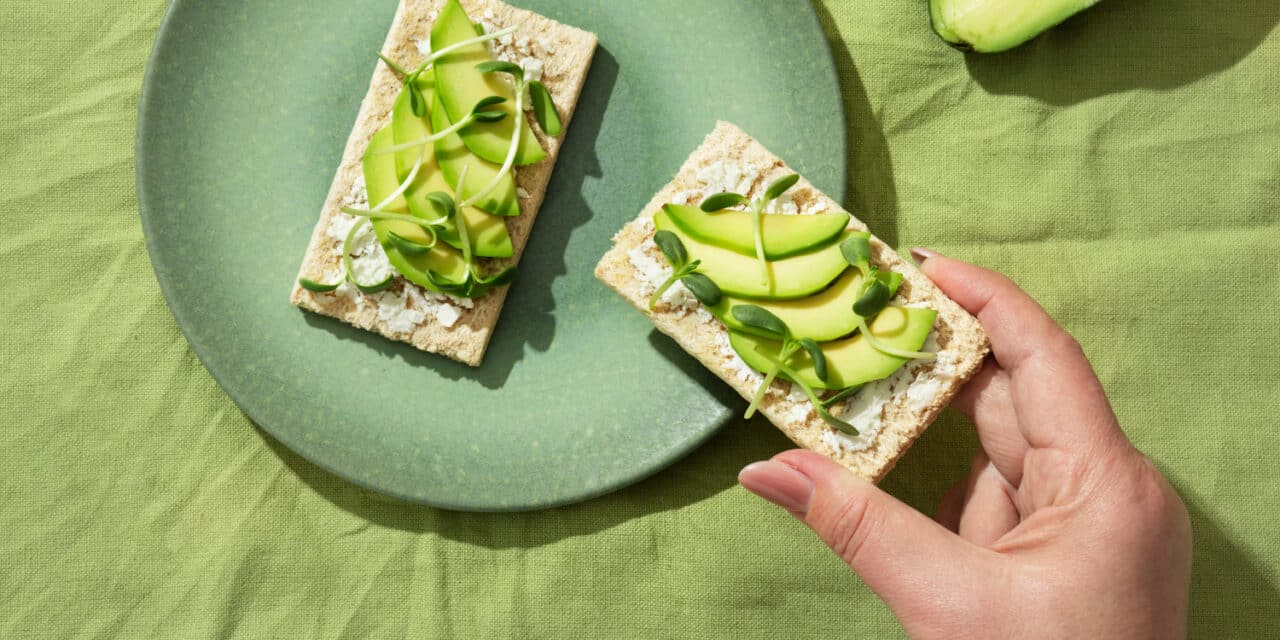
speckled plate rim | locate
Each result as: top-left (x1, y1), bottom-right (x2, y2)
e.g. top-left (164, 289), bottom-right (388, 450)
top-left (136, 0), bottom-right (848, 511)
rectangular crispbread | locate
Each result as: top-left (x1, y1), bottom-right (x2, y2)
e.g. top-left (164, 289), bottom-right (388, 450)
top-left (595, 122), bottom-right (990, 481)
top-left (291, 0), bottom-right (597, 366)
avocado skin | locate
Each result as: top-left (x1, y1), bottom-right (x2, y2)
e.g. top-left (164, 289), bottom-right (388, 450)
top-left (653, 210), bottom-right (850, 300)
top-left (662, 204), bottom-right (850, 260)
top-left (928, 0), bottom-right (1102, 53)
top-left (431, 0), bottom-right (545, 165)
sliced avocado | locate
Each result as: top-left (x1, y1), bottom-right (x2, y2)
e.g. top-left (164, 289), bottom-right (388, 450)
top-left (364, 126), bottom-right (469, 291)
top-left (364, 126), bottom-right (409, 213)
top-left (662, 204), bottom-right (850, 260)
top-left (929, 0), bottom-right (1101, 53)
top-left (404, 180), bottom-right (513, 259)
top-left (430, 93), bottom-right (519, 217)
top-left (391, 75), bottom-right (434, 181)
top-left (711, 269), bottom-right (904, 341)
top-left (386, 83), bottom-right (513, 258)
top-left (431, 0), bottom-right (545, 166)
top-left (729, 306), bottom-right (938, 390)
top-left (654, 210), bottom-right (850, 300)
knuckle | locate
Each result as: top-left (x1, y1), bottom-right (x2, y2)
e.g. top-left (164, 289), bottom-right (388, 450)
top-left (1134, 456), bottom-right (1188, 525)
top-left (1047, 331), bottom-right (1086, 360)
top-left (824, 494), bottom-right (876, 567)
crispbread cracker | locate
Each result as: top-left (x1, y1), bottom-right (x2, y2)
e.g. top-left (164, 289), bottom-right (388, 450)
top-left (291, 0), bottom-right (597, 366)
top-left (595, 122), bottom-right (990, 481)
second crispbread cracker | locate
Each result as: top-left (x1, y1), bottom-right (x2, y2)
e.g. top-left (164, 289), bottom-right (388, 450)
top-left (595, 122), bottom-right (990, 482)
top-left (290, 0), bottom-right (598, 366)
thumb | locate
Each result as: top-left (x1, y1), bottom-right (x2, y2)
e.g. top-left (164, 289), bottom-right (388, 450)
top-left (740, 450), bottom-right (994, 619)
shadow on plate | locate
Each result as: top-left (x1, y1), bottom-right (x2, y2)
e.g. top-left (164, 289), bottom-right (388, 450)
top-left (810, 2), bottom-right (900, 249)
top-left (964, 0), bottom-right (1280, 106)
top-left (255, 329), bottom-right (796, 547)
top-left (299, 46), bottom-right (620, 390)
top-left (258, 420), bottom-right (792, 547)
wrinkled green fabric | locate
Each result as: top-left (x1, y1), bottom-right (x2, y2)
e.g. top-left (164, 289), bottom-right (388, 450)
top-left (3, 0), bottom-right (1278, 637)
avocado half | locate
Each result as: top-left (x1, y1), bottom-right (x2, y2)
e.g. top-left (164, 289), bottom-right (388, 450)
top-left (929, 0), bottom-right (1102, 53)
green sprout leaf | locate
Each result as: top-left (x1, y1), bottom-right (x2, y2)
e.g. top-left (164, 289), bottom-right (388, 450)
top-left (475, 60), bottom-right (524, 81)
top-left (798, 337), bottom-right (828, 383)
top-left (820, 384), bottom-right (865, 408)
top-left (297, 277), bottom-right (340, 293)
top-left (815, 403), bottom-right (860, 435)
top-left (699, 192), bottom-right (749, 212)
top-left (480, 265), bottom-right (517, 287)
top-left (469, 95), bottom-right (509, 123)
top-left (652, 230), bottom-right (687, 267)
top-left (473, 95), bottom-right (507, 110)
top-left (425, 191), bottom-right (457, 221)
top-left (407, 79), bottom-right (427, 117)
top-left (388, 231), bottom-right (435, 256)
top-left (377, 52), bottom-right (409, 77)
top-left (680, 273), bottom-right (722, 307)
top-left (731, 305), bottom-right (790, 341)
top-left (840, 234), bottom-right (873, 269)
top-left (853, 279), bottom-right (891, 318)
top-left (355, 273), bottom-right (395, 294)
top-left (875, 269), bottom-right (904, 297)
top-left (528, 80), bottom-right (562, 137)
top-left (763, 174), bottom-right (800, 202)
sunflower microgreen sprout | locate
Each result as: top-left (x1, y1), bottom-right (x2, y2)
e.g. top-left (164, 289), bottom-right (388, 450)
top-left (732, 305), bottom-right (860, 435)
top-left (699, 173), bottom-right (800, 290)
top-left (840, 235), bottom-right (936, 361)
top-left (648, 231), bottom-right (722, 310)
top-left (303, 25), bottom-right (563, 299)
top-left (374, 96), bottom-right (509, 155)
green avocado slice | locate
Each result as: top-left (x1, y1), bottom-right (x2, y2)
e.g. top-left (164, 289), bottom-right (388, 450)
top-left (654, 210), bottom-right (850, 300)
top-left (384, 83), bottom-right (512, 259)
top-left (929, 0), bottom-right (1101, 53)
top-left (729, 306), bottom-right (938, 390)
top-left (363, 126), bottom-right (468, 290)
top-left (430, 92), bottom-right (519, 217)
top-left (391, 75), bottom-right (434, 181)
top-left (403, 178), bottom-right (513, 259)
top-left (710, 269), bottom-right (903, 342)
top-left (431, 0), bottom-right (546, 166)
top-left (662, 204), bottom-right (850, 260)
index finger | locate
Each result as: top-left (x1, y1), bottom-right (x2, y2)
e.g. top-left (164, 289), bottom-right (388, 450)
top-left (918, 252), bottom-right (1127, 453)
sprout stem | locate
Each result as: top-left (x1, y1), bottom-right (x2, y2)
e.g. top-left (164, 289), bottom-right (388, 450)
top-left (855, 316), bottom-right (937, 360)
top-left (459, 78), bottom-right (525, 209)
top-left (647, 265), bottom-right (696, 310)
top-left (745, 342), bottom-right (798, 419)
top-left (370, 147), bottom-right (425, 211)
top-left (372, 114), bottom-right (476, 155)
top-left (755, 347), bottom-right (860, 435)
top-left (751, 198), bottom-right (770, 289)
top-left (408, 25), bottom-right (518, 76)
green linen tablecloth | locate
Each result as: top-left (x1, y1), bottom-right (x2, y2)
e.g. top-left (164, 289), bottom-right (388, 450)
top-left (3, 0), bottom-right (1278, 637)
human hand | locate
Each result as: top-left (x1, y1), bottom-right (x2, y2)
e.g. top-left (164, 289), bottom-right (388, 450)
top-left (738, 250), bottom-right (1191, 639)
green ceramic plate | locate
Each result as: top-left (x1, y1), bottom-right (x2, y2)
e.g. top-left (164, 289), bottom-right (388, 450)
top-left (137, 0), bottom-right (846, 510)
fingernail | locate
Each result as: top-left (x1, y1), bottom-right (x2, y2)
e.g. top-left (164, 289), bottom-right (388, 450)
top-left (909, 247), bottom-right (940, 264)
top-left (739, 461), bottom-right (813, 513)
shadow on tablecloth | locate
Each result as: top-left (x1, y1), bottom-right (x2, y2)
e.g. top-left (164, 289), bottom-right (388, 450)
top-left (965, 0), bottom-right (1280, 105)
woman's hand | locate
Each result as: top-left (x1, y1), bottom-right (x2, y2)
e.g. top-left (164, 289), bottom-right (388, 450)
top-left (738, 250), bottom-right (1191, 639)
